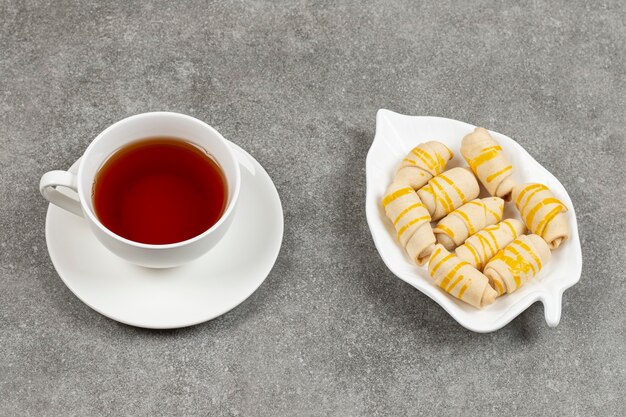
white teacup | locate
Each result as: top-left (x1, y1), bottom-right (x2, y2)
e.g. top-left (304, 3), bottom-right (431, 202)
top-left (40, 112), bottom-right (241, 268)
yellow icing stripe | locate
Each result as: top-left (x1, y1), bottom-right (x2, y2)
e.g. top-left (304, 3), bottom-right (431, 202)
top-left (491, 276), bottom-right (505, 295)
top-left (486, 208), bottom-right (502, 221)
top-left (491, 249), bottom-right (504, 263)
top-left (502, 253), bottom-right (522, 289)
top-left (536, 205), bottom-right (564, 237)
top-left (438, 174), bottom-right (467, 202)
top-left (457, 282), bottom-right (469, 300)
top-left (467, 146), bottom-right (502, 172)
top-left (397, 216), bottom-right (430, 239)
top-left (382, 188), bottom-right (413, 207)
top-left (485, 230), bottom-right (498, 248)
top-left (435, 152), bottom-right (445, 174)
top-left (507, 245), bottom-right (536, 276)
top-left (503, 220), bottom-right (518, 237)
top-left (486, 165), bottom-right (512, 183)
top-left (517, 240), bottom-right (542, 270)
top-left (515, 184), bottom-right (547, 207)
top-left (402, 158), bottom-right (416, 165)
top-left (411, 147), bottom-right (437, 170)
top-left (447, 274), bottom-right (464, 292)
top-left (430, 253), bottom-right (453, 275)
top-left (430, 247), bottom-right (442, 263)
top-left (521, 186), bottom-right (549, 213)
top-left (481, 145), bottom-right (501, 152)
top-left (501, 245), bottom-right (534, 288)
top-left (466, 243), bottom-right (481, 268)
top-left (434, 223), bottom-right (455, 238)
top-left (421, 184), bottom-right (435, 199)
top-left (393, 203), bottom-right (425, 226)
top-left (526, 197), bottom-right (564, 229)
top-left (430, 178), bottom-right (453, 213)
top-left (440, 261), bottom-right (467, 289)
top-left (477, 234), bottom-right (495, 259)
top-left (456, 209), bottom-right (476, 235)
top-left (484, 224), bottom-right (499, 232)
top-left (477, 234), bottom-right (487, 259)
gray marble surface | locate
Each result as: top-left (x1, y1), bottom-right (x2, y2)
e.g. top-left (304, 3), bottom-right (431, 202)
top-left (1, 1), bottom-right (625, 416)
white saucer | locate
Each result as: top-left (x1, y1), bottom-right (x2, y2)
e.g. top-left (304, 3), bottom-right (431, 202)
top-left (45, 142), bottom-right (283, 329)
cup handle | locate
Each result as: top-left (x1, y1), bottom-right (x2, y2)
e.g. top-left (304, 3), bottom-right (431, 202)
top-left (39, 170), bottom-right (83, 217)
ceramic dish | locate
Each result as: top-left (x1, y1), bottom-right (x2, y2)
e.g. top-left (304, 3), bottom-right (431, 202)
top-left (365, 109), bottom-right (582, 332)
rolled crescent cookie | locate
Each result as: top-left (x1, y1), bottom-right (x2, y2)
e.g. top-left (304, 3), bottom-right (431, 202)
top-left (417, 167), bottom-right (480, 221)
top-left (483, 234), bottom-right (551, 296)
top-left (382, 182), bottom-right (436, 265)
top-left (512, 183), bottom-right (569, 249)
top-left (395, 141), bottom-right (453, 190)
top-left (455, 219), bottom-right (526, 270)
top-left (433, 197), bottom-right (504, 251)
top-left (428, 245), bottom-right (497, 308)
top-left (461, 127), bottom-right (516, 200)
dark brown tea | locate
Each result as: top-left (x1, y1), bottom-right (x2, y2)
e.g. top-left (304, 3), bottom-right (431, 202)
top-left (92, 137), bottom-right (227, 245)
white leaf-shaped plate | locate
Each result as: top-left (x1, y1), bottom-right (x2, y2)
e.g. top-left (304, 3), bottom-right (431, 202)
top-left (365, 109), bottom-right (582, 333)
